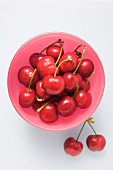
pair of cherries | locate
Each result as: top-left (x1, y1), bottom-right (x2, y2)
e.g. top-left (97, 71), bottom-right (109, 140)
top-left (64, 118), bottom-right (106, 156)
top-left (18, 39), bottom-right (94, 123)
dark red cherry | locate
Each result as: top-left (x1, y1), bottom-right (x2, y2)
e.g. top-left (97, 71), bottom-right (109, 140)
top-left (19, 88), bottom-right (36, 108)
top-left (53, 91), bottom-right (69, 105)
top-left (42, 75), bottom-right (65, 95)
top-left (57, 96), bottom-right (76, 117)
top-left (80, 79), bottom-right (90, 92)
top-left (63, 73), bottom-right (82, 92)
top-left (29, 53), bottom-right (45, 68)
top-left (64, 137), bottom-right (83, 156)
top-left (58, 53), bottom-right (78, 73)
top-left (37, 56), bottom-right (58, 78)
top-left (18, 66), bottom-right (39, 87)
top-left (46, 45), bottom-right (64, 60)
top-left (74, 90), bottom-right (92, 109)
top-left (39, 102), bottom-right (58, 123)
top-left (86, 134), bottom-right (106, 151)
top-left (36, 80), bottom-right (51, 101)
top-left (32, 100), bottom-right (42, 111)
top-left (77, 59), bottom-right (94, 78)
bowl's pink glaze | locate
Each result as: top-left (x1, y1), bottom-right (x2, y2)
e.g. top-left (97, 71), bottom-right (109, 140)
top-left (7, 32), bottom-right (105, 131)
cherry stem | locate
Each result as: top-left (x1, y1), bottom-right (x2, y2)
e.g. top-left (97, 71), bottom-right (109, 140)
top-left (36, 97), bottom-right (55, 113)
top-left (73, 44), bottom-right (82, 53)
top-left (84, 71), bottom-right (94, 91)
top-left (72, 84), bottom-right (79, 98)
top-left (55, 44), bottom-right (63, 66)
top-left (73, 46), bottom-right (86, 74)
top-left (36, 96), bottom-right (44, 102)
top-left (28, 69), bottom-right (37, 92)
top-left (40, 39), bottom-right (63, 54)
top-left (86, 117), bottom-right (95, 124)
top-left (54, 58), bottom-right (73, 77)
top-left (76, 122), bottom-right (86, 141)
top-left (88, 122), bottom-right (98, 136)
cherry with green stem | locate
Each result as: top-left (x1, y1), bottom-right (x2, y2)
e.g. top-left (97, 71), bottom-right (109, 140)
top-left (72, 84), bottom-right (79, 98)
top-left (62, 46), bottom-right (86, 93)
top-left (57, 84), bottom-right (79, 117)
top-left (36, 97), bottom-right (58, 123)
top-left (36, 97), bottom-right (55, 113)
top-left (54, 58), bottom-right (73, 77)
top-left (40, 39), bottom-right (63, 54)
top-left (77, 58), bottom-right (94, 79)
top-left (73, 46), bottom-right (86, 74)
top-left (74, 70), bottom-right (93, 109)
top-left (86, 118), bottom-right (106, 151)
top-left (55, 43), bottom-right (63, 66)
top-left (64, 122), bottom-right (86, 156)
top-left (28, 69), bottom-right (37, 91)
top-left (18, 66), bottom-right (39, 87)
top-left (19, 69), bottom-right (37, 108)
top-left (83, 71), bottom-right (94, 91)
top-left (36, 80), bottom-right (51, 102)
top-left (42, 58), bottom-right (73, 96)
top-left (29, 39), bottom-right (64, 68)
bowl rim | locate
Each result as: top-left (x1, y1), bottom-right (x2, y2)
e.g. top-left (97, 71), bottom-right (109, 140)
top-left (7, 31), bottom-right (105, 131)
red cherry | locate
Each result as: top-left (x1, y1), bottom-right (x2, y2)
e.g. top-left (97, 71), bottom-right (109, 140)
top-left (19, 88), bottom-right (36, 108)
top-left (32, 101), bottom-right (42, 111)
top-left (63, 73), bottom-right (82, 92)
top-left (74, 90), bottom-right (92, 109)
top-left (86, 134), bottom-right (106, 151)
top-left (37, 56), bottom-right (58, 78)
top-left (64, 137), bottom-right (83, 156)
top-left (53, 91), bottom-right (69, 105)
top-left (57, 96), bottom-right (76, 117)
top-left (39, 102), bottom-right (58, 123)
top-left (36, 80), bottom-right (51, 101)
top-left (77, 59), bottom-right (94, 78)
top-left (58, 53), bottom-right (78, 73)
top-left (18, 66), bottom-right (39, 87)
top-left (42, 75), bottom-right (65, 95)
top-left (80, 79), bottom-right (90, 92)
top-left (46, 45), bottom-right (64, 60)
top-left (29, 53), bottom-right (45, 68)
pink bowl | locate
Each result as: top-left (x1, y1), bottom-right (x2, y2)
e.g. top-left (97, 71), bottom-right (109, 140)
top-left (7, 32), bottom-right (105, 131)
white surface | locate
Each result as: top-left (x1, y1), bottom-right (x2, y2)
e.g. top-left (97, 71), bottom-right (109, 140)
top-left (0, 0), bottom-right (113, 170)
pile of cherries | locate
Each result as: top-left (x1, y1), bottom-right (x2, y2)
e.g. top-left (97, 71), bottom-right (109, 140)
top-left (17, 39), bottom-right (106, 156)
top-left (18, 39), bottom-right (94, 123)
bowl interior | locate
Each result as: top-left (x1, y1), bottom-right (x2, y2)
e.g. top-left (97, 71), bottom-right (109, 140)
top-left (8, 32), bottom-right (105, 131)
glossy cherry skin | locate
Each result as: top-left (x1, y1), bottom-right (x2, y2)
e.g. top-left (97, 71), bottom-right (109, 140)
top-left (57, 96), bottom-right (76, 117)
top-left (58, 52), bottom-right (78, 73)
top-left (63, 73), bottom-right (82, 92)
top-left (86, 135), bottom-right (106, 151)
top-left (39, 102), bottom-right (58, 123)
top-left (37, 56), bottom-right (58, 78)
top-left (74, 90), bottom-right (92, 109)
top-left (42, 75), bottom-right (65, 95)
top-left (19, 88), bottom-right (36, 108)
top-left (29, 53), bottom-right (45, 68)
top-left (46, 45), bottom-right (64, 60)
top-left (64, 137), bottom-right (83, 156)
top-left (77, 59), bottom-right (94, 78)
top-left (80, 79), bottom-right (90, 92)
top-left (36, 80), bottom-right (51, 101)
top-left (18, 66), bottom-right (39, 87)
